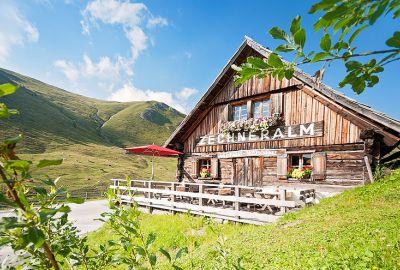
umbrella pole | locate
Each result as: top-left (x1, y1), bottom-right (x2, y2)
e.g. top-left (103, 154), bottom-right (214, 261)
top-left (151, 154), bottom-right (154, 180)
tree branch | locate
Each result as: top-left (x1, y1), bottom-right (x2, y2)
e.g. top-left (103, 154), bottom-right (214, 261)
top-left (382, 56), bottom-right (400, 66)
top-left (0, 165), bottom-right (60, 270)
top-left (296, 48), bottom-right (400, 66)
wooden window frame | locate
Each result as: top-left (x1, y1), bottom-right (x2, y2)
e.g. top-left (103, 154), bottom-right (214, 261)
top-left (289, 153), bottom-right (312, 169)
top-left (252, 97), bottom-right (271, 119)
top-left (231, 102), bottom-right (248, 121)
top-left (228, 94), bottom-right (272, 122)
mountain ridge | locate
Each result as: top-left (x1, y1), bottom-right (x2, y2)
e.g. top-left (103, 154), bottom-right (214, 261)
top-left (0, 67), bottom-right (185, 153)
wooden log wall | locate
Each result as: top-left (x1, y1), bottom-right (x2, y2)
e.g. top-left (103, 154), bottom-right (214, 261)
top-left (183, 74), bottom-right (362, 154)
top-left (325, 151), bottom-right (366, 185)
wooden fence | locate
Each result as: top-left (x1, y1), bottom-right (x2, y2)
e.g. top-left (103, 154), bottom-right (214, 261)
top-left (110, 179), bottom-right (315, 225)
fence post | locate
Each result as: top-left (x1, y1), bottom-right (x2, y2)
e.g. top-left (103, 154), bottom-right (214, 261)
top-left (279, 188), bottom-right (287, 213)
top-left (148, 181), bottom-right (153, 213)
top-left (234, 186), bottom-right (240, 212)
top-left (199, 184), bottom-right (204, 206)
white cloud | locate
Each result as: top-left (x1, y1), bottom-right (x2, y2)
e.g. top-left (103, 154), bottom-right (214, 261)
top-left (109, 82), bottom-right (186, 113)
top-left (147, 17), bottom-right (168, 28)
top-left (82, 0), bottom-right (147, 31)
top-left (55, 0), bottom-right (179, 111)
top-left (81, 0), bottom-right (167, 61)
top-left (0, 1), bottom-right (39, 59)
top-left (54, 59), bottom-right (79, 81)
top-left (176, 87), bottom-right (197, 100)
top-left (124, 26), bottom-right (148, 60)
top-left (54, 54), bottom-right (133, 82)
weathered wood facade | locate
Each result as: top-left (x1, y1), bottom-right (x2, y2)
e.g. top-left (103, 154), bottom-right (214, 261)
top-left (165, 37), bottom-right (400, 188)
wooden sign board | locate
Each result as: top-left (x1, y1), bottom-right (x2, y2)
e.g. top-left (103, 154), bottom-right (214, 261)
top-left (217, 149), bottom-right (286, 159)
top-left (196, 121), bottom-right (323, 146)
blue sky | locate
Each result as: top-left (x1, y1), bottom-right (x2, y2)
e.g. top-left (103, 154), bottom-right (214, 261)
top-left (1, 0), bottom-right (399, 118)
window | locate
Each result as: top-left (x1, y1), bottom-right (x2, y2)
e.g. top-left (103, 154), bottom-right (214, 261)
top-left (253, 99), bottom-right (271, 119)
top-left (199, 159), bottom-right (211, 178)
top-left (232, 104), bottom-right (247, 121)
top-left (199, 159), bottom-right (211, 170)
top-left (290, 153), bottom-right (312, 169)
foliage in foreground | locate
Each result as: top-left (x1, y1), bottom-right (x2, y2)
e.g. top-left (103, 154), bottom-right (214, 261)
top-left (0, 83), bottom-right (238, 269)
top-left (233, 0), bottom-right (400, 94)
top-left (90, 170), bottom-right (400, 269)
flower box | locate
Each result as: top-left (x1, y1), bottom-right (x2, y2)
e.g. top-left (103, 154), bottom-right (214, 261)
top-left (221, 114), bottom-right (282, 134)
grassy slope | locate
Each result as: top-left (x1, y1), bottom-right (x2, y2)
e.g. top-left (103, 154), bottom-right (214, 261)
top-left (101, 101), bottom-right (184, 146)
top-left (0, 68), bottom-right (185, 187)
top-left (21, 144), bottom-right (178, 190)
top-left (89, 170), bottom-right (400, 269)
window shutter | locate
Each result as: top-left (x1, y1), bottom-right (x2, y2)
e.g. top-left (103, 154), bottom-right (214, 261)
top-left (210, 158), bottom-right (219, 178)
top-left (246, 100), bottom-right (252, 119)
top-left (276, 154), bottom-right (287, 179)
top-left (191, 159), bottom-right (198, 178)
top-left (311, 152), bottom-right (326, 180)
top-left (223, 104), bottom-right (230, 122)
top-left (271, 92), bottom-right (283, 115)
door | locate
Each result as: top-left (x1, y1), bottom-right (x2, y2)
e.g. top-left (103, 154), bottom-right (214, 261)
top-left (233, 157), bottom-right (264, 187)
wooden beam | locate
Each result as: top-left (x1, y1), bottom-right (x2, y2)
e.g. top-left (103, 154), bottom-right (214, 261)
top-left (213, 84), bottom-right (303, 107)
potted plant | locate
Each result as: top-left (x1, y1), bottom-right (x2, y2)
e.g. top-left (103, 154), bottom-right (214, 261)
top-left (199, 167), bottom-right (211, 178)
top-left (289, 166), bottom-right (313, 181)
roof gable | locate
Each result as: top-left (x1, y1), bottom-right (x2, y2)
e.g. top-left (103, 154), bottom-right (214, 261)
top-left (165, 37), bottom-right (400, 148)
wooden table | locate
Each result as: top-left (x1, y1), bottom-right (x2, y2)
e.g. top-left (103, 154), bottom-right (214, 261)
top-left (204, 188), bottom-right (219, 205)
top-left (255, 190), bottom-right (280, 212)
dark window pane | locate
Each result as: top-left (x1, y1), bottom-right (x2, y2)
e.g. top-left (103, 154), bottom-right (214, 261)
top-left (291, 155), bottom-right (300, 167)
top-left (303, 154), bottom-right (311, 166)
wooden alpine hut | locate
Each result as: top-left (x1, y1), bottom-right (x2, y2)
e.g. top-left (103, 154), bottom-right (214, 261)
top-left (164, 37), bottom-right (400, 188)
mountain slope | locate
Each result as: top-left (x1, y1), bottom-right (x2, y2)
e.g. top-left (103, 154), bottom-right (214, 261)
top-left (0, 68), bottom-right (185, 153)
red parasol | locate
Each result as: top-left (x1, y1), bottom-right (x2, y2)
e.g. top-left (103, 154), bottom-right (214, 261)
top-left (125, 144), bottom-right (182, 180)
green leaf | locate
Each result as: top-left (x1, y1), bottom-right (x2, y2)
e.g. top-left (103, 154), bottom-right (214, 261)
top-left (267, 53), bottom-right (283, 68)
top-left (386, 31), bottom-right (400, 48)
top-left (290, 15), bottom-right (301, 35)
top-left (6, 160), bottom-right (31, 172)
top-left (269, 27), bottom-right (289, 41)
top-left (146, 233), bottom-right (156, 248)
top-left (0, 104), bottom-right (19, 119)
top-left (345, 61), bottom-right (362, 70)
top-left (135, 246), bottom-right (146, 256)
top-left (311, 52), bottom-right (329, 63)
top-left (159, 248), bottom-right (171, 262)
top-left (275, 44), bottom-right (296, 52)
top-left (309, 0), bottom-right (339, 14)
top-left (33, 187), bottom-right (48, 196)
top-left (37, 159), bottom-right (63, 168)
top-left (349, 25), bottom-right (368, 44)
top-left (246, 57), bottom-right (269, 69)
top-left (0, 83), bottom-right (18, 98)
top-left (175, 247), bottom-right (188, 260)
top-left (26, 227), bottom-right (45, 249)
top-left (320, 33), bottom-right (331, 51)
top-left (369, 1), bottom-right (389, 25)
top-left (4, 134), bottom-right (24, 145)
top-left (149, 254), bottom-right (157, 266)
top-left (284, 68), bottom-right (295, 80)
top-left (314, 18), bottom-right (329, 30)
top-left (0, 192), bottom-right (16, 207)
top-left (293, 28), bottom-right (306, 49)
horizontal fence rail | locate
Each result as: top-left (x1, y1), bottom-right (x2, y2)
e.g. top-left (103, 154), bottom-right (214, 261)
top-left (110, 179), bottom-right (315, 225)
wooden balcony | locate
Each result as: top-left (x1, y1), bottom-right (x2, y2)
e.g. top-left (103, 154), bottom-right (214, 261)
top-left (109, 179), bottom-right (316, 225)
